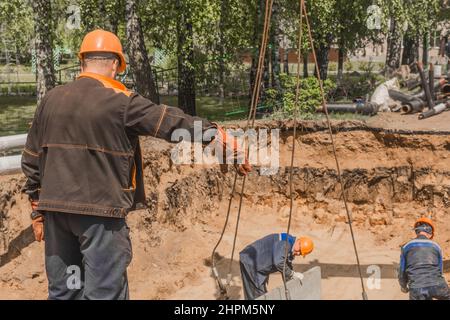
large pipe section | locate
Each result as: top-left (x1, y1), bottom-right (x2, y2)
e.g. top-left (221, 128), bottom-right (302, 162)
top-left (417, 61), bottom-right (435, 109)
top-left (0, 155), bottom-right (22, 174)
top-left (401, 99), bottom-right (426, 114)
top-left (418, 102), bottom-right (449, 120)
top-left (0, 134), bottom-right (27, 152)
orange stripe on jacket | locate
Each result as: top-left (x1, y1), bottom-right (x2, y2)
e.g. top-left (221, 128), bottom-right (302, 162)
top-left (77, 72), bottom-right (132, 97)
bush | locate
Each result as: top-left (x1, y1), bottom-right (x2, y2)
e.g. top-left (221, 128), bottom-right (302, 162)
top-left (263, 74), bottom-right (336, 118)
top-left (344, 60), bottom-right (354, 72)
top-left (328, 62), bottom-right (337, 72)
top-left (334, 73), bottom-right (385, 100)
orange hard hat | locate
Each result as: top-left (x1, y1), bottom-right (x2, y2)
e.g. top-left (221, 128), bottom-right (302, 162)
top-left (78, 29), bottom-right (127, 73)
top-left (299, 236), bottom-right (314, 257)
top-left (414, 217), bottom-right (435, 238)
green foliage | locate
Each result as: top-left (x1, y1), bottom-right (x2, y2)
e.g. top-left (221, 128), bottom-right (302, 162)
top-left (344, 60), bottom-right (354, 72)
top-left (0, 0), bottom-right (34, 63)
top-left (328, 62), bottom-right (337, 72)
top-left (265, 74), bottom-right (336, 117)
top-left (335, 73), bottom-right (385, 100)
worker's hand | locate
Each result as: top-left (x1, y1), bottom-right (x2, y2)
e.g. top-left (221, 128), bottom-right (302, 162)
top-left (31, 200), bottom-right (39, 211)
top-left (234, 159), bottom-right (252, 176)
top-left (212, 124), bottom-right (252, 176)
top-left (292, 272), bottom-right (304, 281)
top-left (32, 214), bottom-right (44, 242)
top-left (401, 286), bottom-right (409, 293)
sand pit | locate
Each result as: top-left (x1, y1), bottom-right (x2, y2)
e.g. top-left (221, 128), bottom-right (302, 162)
top-left (1, 118), bottom-right (449, 300)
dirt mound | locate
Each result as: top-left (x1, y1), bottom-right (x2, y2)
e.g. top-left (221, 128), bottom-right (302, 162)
top-left (0, 119), bottom-right (449, 299)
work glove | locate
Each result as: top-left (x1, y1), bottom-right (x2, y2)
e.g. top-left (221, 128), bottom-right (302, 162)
top-left (31, 213), bottom-right (44, 242)
top-left (292, 272), bottom-right (304, 281)
top-left (401, 286), bottom-right (409, 294)
top-left (30, 200), bottom-right (44, 242)
top-left (212, 124), bottom-right (252, 176)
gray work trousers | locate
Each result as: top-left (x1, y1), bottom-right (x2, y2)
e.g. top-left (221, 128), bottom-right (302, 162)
top-left (240, 261), bottom-right (267, 300)
top-left (44, 211), bottom-right (132, 300)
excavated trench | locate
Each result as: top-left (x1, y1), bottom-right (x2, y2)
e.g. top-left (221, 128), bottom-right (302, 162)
top-left (0, 119), bottom-right (449, 299)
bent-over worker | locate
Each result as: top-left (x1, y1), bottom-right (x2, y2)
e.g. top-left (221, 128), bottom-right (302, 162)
top-left (239, 233), bottom-right (314, 300)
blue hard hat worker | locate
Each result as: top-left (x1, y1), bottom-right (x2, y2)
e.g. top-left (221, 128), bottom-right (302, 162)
top-left (239, 233), bottom-right (314, 300)
top-left (398, 217), bottom-right (450, 300)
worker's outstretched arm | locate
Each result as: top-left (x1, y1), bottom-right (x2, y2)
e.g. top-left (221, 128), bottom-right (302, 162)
top-left (398, 249), bottom-right (408, 292)
top-left (124, 94), bottom-right (215, 141)
top-left (125, 94), bottom-right (251, 175)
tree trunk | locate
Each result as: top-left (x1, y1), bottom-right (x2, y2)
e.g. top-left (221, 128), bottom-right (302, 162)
top-left (270, 0), bottom-right (281, 91)
top-left (32, 0), bottom-right (55, 106)
top-left (218, 0), bottom-right (227, 101)
top-left (283, 46), bottom-right (289, 74)
top-left (402, 31), bottom-right (420, 73)
top-left (263, 47), bottom-right (270, 89)
top-left (303, 51), bottom-right (308, 77)
top-left (385, 17), bottom-right (402, 74)
top-left (337, 47), bottom-right (345, 82)
top-left (126, 0), bottom-right (159, 103)
top-left (422, 31), bottom-right (430, 66)
top-left (314, 36), bottom-right (331, 80)
top-left (249, 0), bottom-right (264, 98)
top-left (176, 0), bottom-right (196, 116)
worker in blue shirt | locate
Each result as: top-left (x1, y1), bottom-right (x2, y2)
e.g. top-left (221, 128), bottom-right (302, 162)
top-left (239, 233), bottom-right (314, 300)
top-left (399, 217), bottom-right (450, 300)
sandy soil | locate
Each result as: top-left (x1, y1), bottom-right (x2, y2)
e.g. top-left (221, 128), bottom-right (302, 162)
top-left (0, 119), bottom-right (449, 300)
top-left (366, 111), bottom-right (450, 133)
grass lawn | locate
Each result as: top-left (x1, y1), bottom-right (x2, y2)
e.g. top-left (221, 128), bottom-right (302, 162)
top-left (0, 95), bottom-right (368, 137)
top-left (0, 96), bottom-right (36, 136)
top-left (0, 95), bottom-right (250, 136)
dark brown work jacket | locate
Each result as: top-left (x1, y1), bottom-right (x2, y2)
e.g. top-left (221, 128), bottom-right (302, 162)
top-left (21, 72), bottom-right (214, 218)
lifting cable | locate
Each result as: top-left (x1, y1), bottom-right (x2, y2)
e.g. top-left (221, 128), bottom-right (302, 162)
top-left (281, 0), bottom-right (304, 301)
top-left (299, 0), bottom-right (368, 300)
top-left (210, 0), bottom-right (274, 299)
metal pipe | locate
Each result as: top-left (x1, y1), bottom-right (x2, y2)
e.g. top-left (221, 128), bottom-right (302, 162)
top-left (417, 61), bottom-right (435, 109)
top-left (356, 102), bottom-right (379, 115)
top-left (406, 78), bottom-right (421, 91)
top-left (0, 155), bottom-right (22, 174)
top-left (441, 83), bottom-right (450, 94)
top-left (409, 79), bottom-right (445, 101)
top-left (323, 104), bottom-right (356, 113)
top-left (388, 90), bottom-right (415, 103)
top-left (0, 134), bottom-right (27, 152)
top-left (418, 102), bottom-right (448, 120)
top-left (401, 98), bottom-right (426, 114)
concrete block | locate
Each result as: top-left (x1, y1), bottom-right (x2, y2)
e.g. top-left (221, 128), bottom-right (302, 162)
top-left (256, 266), bottom-right (321, 300)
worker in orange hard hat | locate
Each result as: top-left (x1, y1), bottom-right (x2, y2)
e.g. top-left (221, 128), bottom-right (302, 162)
top-left (398, 217), bottom-right (450, 300)
top-left (239, 233), bottom-right (314, 300)
top-left (78, 29), bottom-right (127, 73)
top-left (22, 29), bottom-right (251, 300)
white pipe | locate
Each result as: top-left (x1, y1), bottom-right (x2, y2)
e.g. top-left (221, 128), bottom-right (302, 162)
top-left (0, 134), bottom-right (27, 151)
top-left (0, 155), bottom-right (22, 174)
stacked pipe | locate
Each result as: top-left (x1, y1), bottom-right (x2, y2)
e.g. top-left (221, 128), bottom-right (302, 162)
top-left (388, 62), bottom-right (449, 119)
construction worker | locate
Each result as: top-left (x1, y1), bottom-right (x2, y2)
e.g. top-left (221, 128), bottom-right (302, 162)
top-left (239, 233), bottom-right (314, 300)
top-left (398, 217), bottom-right (450, 300)
top-left (21, 29), bottom-right (251, 300)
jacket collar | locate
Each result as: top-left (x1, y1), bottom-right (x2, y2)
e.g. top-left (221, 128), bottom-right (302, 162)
top-left (77, 72), bottom-right (126, 91)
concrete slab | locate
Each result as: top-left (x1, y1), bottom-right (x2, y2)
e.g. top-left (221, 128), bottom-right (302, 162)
top-left (256, 266), bottom-right (321, 300)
